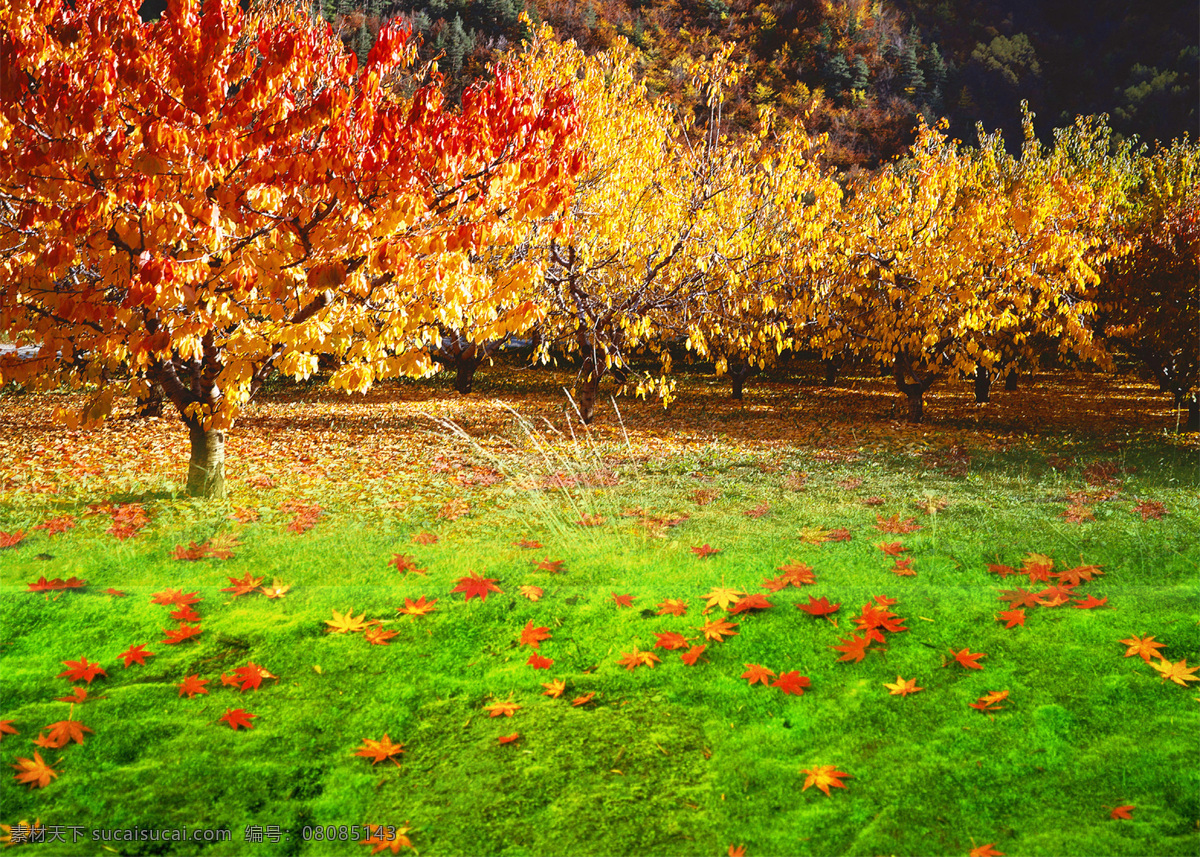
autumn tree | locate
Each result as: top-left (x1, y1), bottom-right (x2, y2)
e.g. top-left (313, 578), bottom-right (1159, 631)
top-left (815, 115), bottom-right (1115, 422)
top-left (0, 0), bottom-right (581, 496)
top-left (1101, 139), bottom-right (1200, 430)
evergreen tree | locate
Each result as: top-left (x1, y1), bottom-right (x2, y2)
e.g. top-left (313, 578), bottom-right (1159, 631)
top-left (824, 54), bottom-right (853, 97)
top-left (851, 55), bottom-right (870, 92)
top-left (444, 13), bottom-right (469, 74)
top-left (900, 42), bottom-right (925, 98)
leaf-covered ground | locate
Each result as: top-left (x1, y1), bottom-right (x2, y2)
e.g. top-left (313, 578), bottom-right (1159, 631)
top-left (1, 364), bottom-right (1198, 856)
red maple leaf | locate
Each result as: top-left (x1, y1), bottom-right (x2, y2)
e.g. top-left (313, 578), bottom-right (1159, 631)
top-left (526, 653), bottom-right (554, 669)
top-left (797, 596), bottom-right (840, 617)
top-left (451, 572), bottom-right (502, 602)
top-left (827, 527), bottom-right (853, 542)
top-left (743, 502), bottom-right (770, 518)
top-left (171, 541), bottom-right (209, 561)
top-left (612, 592), bottom-right (634, 608)
top-left (950, 648), bottom-right (986, 670)
top-left (853, 601), bottom-right (907, 636)
top-left (996, 609), bottom-right (1026, 629)
top-left (34, 515), bottom-right (76, 536)
top-left (1057, 564), bottom-right (1104, 586)
top-left (877, 541), bottom-right (908, 556)
top-left (0, 530), bottom-right (27, 549)
top-left (741, 664), bottom-right (776, 686)
top-left (800, 764), bottom-right (851, 796)
top-left (221, 573), bottom-right (265, 596)
top-left (998, 588), bottom-right (1041, 609)
top-left (229, 663), bottom-right (276, 692)
top-left (58, 657), bottom-right (107, 684)
top-left (691, 544), bottom-right (721, 558)
top-left (968, 843), bottom-right (1004, 857)
top-left (219, 708), bottom-right (256, 730)
top-left (498, 733), bottom-right (520, 744)
top-left (534, 558), bottom-right (565, 573)
top-left (104, 587), bottom-right (127, 597)
top-left (33, 719), bottom-right (93, 749)
top-left (654, 631), bottom-right (691, 651)
top-left (397, 595), bottom-right (438, 616)
top-left (729, 593), bottom-right (773, 614)
top-left (177, 675), bottom-right (209, 698)
top-left (890, 558), bottom-right (916, 576)
top-left (680, 645), bottom-right (707, 666)
top-left (772, 671), bottom-right (811, 695)
top-left (1110, 805), bottom-right (1135, 820)
top-left (616, 647), bottom-right (661, 670)
top-left (26, 575), bottom-right (88, 593)
top-left (117, 644), bottom-right (154, 668)
top-left (162, 623), bottom-right (202, 644)
top-left (519, 621), bottom-right (552, 649)
top-left (571, 692), bottom-right (597, 707)
top-left (987, 563), bottom-right (1017, 578)
top-left (831, 634), bottom-right (872, 663)
top-left (55, 688), bottom-right (90, 704)
top-left (761, 574), bottom-right (791, 592)
top-left (169, 605), bottom-right (201, 622)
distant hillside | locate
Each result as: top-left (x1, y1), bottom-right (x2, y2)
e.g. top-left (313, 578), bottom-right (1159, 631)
top-left (328, 0), bottom-right (1197, 165)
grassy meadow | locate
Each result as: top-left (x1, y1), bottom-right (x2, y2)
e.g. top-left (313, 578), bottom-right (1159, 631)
top-left (1, 362), bottom-right (1198, 856)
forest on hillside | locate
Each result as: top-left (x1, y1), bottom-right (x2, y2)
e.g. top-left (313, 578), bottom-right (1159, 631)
top-left (310, 0), bottom-right (1197, 167)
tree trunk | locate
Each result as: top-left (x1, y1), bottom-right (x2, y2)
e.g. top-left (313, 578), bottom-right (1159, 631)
top-left (823, 357), bottom-right (841, 386)
top-left (577, 356), bottom-right (604, 424)
top-left (729, 362), bottom-right (753, 400)
top-left (187, 423), bottom-right (226, 499)
top-left (1004, 370), bottom-right (1020, 391)
top-left (973, 366), bottom-right (991, 403)
top-left (452, 342), bottom-right (482, 395)
top-left (905, 389), bottom-right (924, 423)
top-left (1186, 393), bottom-right (1199, 432)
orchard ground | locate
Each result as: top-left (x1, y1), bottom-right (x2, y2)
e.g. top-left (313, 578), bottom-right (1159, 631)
top-left (0, 360), bottom-right (1197, 857)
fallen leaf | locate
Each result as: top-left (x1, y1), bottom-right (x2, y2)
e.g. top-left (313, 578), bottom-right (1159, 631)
top-left (777, 562), bottom-right (816, 586)
top-left (656, 599), bottom-right (688, 616)
top-left (772, 671), bottom-right (810, 695)
top-left (616, 647), bottom-right (662, 670)
top-left (1132, 500), bottom-right (1167, 520)
top-left (228, 663), bottom-right (276, 693)
top-left (1150, 657), bottom-right (1200, 687)
top-left (11, 752), bottom-right (57, 789)
top-left (996, 609), bottom-right (1026, 629)
top-left (520, 621), bottom-right (552, 649)
top-left (397, 596), bottom-right (438, 616)
top-left (612, 592), bottom-right (634, 608)
top-left (355, 734), bottom-right (405, 766)
top-left (576, 513), bottom-right (604, 527)
top-left (744, 502), bottom-right (770, 518)
top-left (162, 624), bottom-right (202, 645)
top-left (1110, 805), bottom-right (1134, 820)
top-left (484, 701), bottom-right (520, 718)
top-left (741, 664), bottom-right (776, 686)
top-left (691, 544), bottom-right (721, 558)
top-left (571, 692), bottom-right (596, 706)
top-left (534, 558), bottom-right (565, 573)
top-left (877, 541), bottom-right (908, 556)
top-left (33, 719), bottom-right (92, 748)
top-left (526, 653), bottom-right (554, 669)
top-left (1072, 594), bottom-right (1108, 609)
top-left (800, 765), bottom-right (850, 796)
top-left (1119, 634), bottom-right (1167, 663)
top-left (364, 628), bottom-right (398, 645)
top-left (797, 596), bottom-right (841, 617)
top-left (221, 573), bottom-right (265, 596)
top-left (883, 676), bottom-right (924, 696)
top-left (518, 585), bottom-right (544, 601)
top-left (56, 688), bottom-right (89, 704)
top-left (360, 823), bottom-right (413, 854)
top-left (498, 733), bottom-right (520, 744)
top-left (969, 690), bottom-right (1009, 711)
top-left (542, 680), bottom-right (566, 698)
top-left (891, 558), bottom-right (916, 576)
top-left (514, 539), bottom-right (542, 549)
top-left (968, 844), bottom-right (1004, 857)
top-left (118, 644), bottom-right (154, 668)
top-left (219, 708), bottom-right (256, 730)
top-left (876, 514), bottom-right (921, 534)
top-left (58, 657), bottom-right (106, 684)
top-left (654, 631), bottom-right (691, 651)
top-left (680, 645), bottom-right (707, 666)
top-left (950, 648), bottom-right (986, 670)
top-left (451, 572), bottom-right (502, 602)
top-left (177, 675), bottom-right (209, 698)
top-left (260, 579), bottom-right (291, 598)
top-left (831, 634), bottom-right (872, 663)
top-left (729, 593), bottom-right (773, 614)
top-left (701, 586), bottom-right (745, 611)
top-left (0, 721), bottom-right (17, 742)
top-left (412, 532), bottom-right (439, 545)
top-left (151, 589), bottom-right (201, 607)
top-left (169, 605), bottom-right (201, 622)
top-left (389, 554), bottom-right (427, 575)
top-left (103, 588), bottom-right (127, 597)
top-left (698, 618), bottom-right (739, 643)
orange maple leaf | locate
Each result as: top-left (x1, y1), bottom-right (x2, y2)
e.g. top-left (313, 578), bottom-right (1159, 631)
top-left (701, 586), bottom-right (745, 611)
top-left (969, 690), bottom-right (1009, 711)
top-left (526, 653), bottom-right (554, 669)
top-left (891, 558), bottom-right (916, 576)
top-left (397, 596), bottom-right (437, 616)
top-left (996, 609), bottom-right (1026, 629)
top-left (654, 631), bottom-right (691, 651)
top-left (800, 765), bottom-right (851, 796)
top-left (616, 647), bottom-right (662, 670)
top-left (360, 823), bottom-right (413, 855)
top-left (0, 721), bottom-right (17, 742)
top-left (1118, 634), bottom-right (1167, 663)
top-left (518, 585), bottom-right (544, 601)
top-left (33, 719), bottom-right (92, 749)
top-left (1072, 594), bottom-right (1108, 609)
top-left (831, 633), bottom-right (872, 663)
top-left (151, 589), bottom-right (201, 607)
top-left (1110, 805), bottom-right (1134, 820)
top-left (56, 688), bottom-right (90, 704)
top-left (514, 539), bottom-right (542, 549)
top-left (389, 554), bottom-right (427, 575)
top-left (877, 541), bottom-right (908, 556)
top-left (541, 680), bottom-right (566, 699)
top-left (883, 676), bottom-right (923, 696)
top-left (451, 572), bottom-right (501, 601)
top-left (355, 734), bottom-right (405, 766)
top-left (498, 733), bottom-right (520, 744)
top-left (777, 562), bottom-right (816, 585)
top-left (680, 645), bottom-right (707, 666)
top-left (612, 592), bottom-right (634, 608)
top-left (571, 692), bottom-right (596, 707)
top-left (968, 844), bottom-right (1004, 857)
top-left (950, 648), bottom-right (986, 670)
top-left (1150, 657), bottom-right (1200, 687)
top-left (11, 752), bottom-right (58, 789)
top-left (656, 599), bottom-right (688, 616)
top-left (698, 618), bottom-right (739, 642)
top-left (169, 605), bottom-right (201, 622)
top-left (729, 593), bottom-right (773, 614)
top-left (260, 579), bottom-right (291, 599)
top-left (876, 513), bottom-right (921, 533)
top-left (691, 544), bottom-right (721, 558)
top-left (797, 596), bottom-right (840, 617)
top-left (412, 532), bottom-right (439, 545)
top-left (534, 558), bottom-right (565, 573)
top-left (365, 628), bottom-right (399, 646)
top-left (162, 624), bottom-right (203, 645)
top-left (519, 621), bottom-right (552, 649)
top-left (741, 664), bottom-right (775, 686)
top-left (484, 701), bottom-right (520, 718)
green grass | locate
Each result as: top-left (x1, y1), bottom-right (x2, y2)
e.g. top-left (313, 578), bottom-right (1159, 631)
top-left (1, 398), bottom-right (1198, 856)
